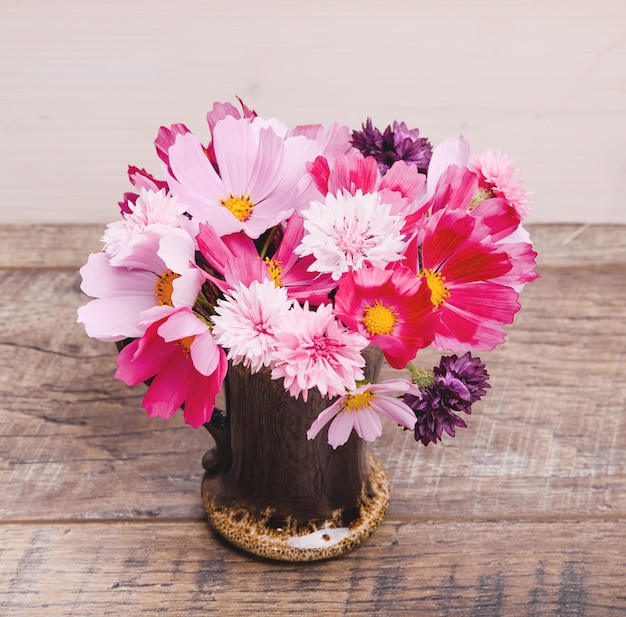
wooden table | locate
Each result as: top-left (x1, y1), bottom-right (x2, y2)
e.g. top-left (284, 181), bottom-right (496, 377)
top-left (1, 223), bottom-right (625, 616)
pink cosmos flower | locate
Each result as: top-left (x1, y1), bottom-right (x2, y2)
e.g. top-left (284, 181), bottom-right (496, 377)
top-left (115, 308), bottom-right (227, 428)
top-left (211, 279), bottom-right (293, 373)
top-left (270, 303), bottom-right (369, 401)
top-left (196, 217), bottom-right (336, 305)
top-left (205, 98), bottom-right (257, 164)
top-left (333, 266), bottom-right (436, 369)
top-left (307, 152), bottom-right (425, 216)
top-left (306, 379), bottom-right (419, 448)
top-left (77, 227), bottom-right (203, 342)
top-left (295, 190), bottom-right (406, 281)
top-left (162, 115), bottom-right (319, 239)
top-left (403, 207), bottom-right (520, 352)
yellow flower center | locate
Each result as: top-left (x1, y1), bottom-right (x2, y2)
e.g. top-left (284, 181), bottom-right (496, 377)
top-left (220, 193), bottom-right (254, 222)
top-left (177, 335), bottom-right (195, 358)
top-left (155, 270), bottom-right (181, 306)
top-left (362, 300), bottom-right (398, 336)
top-left (264, 257), bottom-right (284, 287)
top-left (343, 390), bottom-right (375, 412)
top-left (420, 268), bottom-right (450, 307)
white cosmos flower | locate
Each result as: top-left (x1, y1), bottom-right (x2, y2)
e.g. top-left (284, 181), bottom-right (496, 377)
top-left (211, 279), bottom-right (293, 373)
top-left (295, 190), bottom-right (405, 280)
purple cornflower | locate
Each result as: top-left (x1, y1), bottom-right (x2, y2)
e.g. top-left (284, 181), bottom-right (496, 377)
top-left (404, 352), bottom-right (490, 446)
top-left (351, 118), bottom-right (433, 175)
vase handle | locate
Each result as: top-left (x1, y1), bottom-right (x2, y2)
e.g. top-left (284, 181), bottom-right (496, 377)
top-left (202, 407), bottom-right (232, 476)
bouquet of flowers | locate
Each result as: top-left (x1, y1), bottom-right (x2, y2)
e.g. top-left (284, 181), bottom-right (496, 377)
top-left (77, 99), bottom-right (538, 450)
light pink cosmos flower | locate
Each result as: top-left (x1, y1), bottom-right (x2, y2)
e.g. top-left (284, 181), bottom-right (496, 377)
top-left (306, 379), bottom-right (419, 449)
top-left (162, 115), bottom-right (319, 239)
top-left (271, 303), bottom-right (369, 402)
top-left (77, 227), bottom-right (203, 342)
top-left (115, 308), bottom-right (227, 429)
top-left (211, 279), bottom-right (293, 373)
top-left (295, 189), bottom-right (406, 281)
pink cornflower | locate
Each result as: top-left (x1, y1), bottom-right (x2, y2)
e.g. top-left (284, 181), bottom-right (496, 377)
top-left (118, 166), bottom-right (169, 215)
top-left (295, 190), bottom-right (406, 281)
top-left (162, 115), bottom-right (319, 238)
top-left (306, 379), bottom-right (419, 449)
top-left (270, 303), bottom-right (369, 401)
top-left (469, 150), bottom-right (532, 219)
top-left (333, 266), bottom-right (435, 369)
top-left (77, 227), bottom-right (203, 342)
top-left (115, 308), bottom-right (227, 428)
top-left (211, 279), bottom-right (292, 373)
top-left (102, 188), bottom-right (186, 260)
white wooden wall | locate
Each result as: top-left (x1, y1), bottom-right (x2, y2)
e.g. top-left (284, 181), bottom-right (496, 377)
top-left (1, 0), bottom-right (624, 225)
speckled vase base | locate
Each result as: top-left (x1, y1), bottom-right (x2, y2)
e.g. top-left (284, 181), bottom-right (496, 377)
top-left (202, 450), bottom-right (390, 562)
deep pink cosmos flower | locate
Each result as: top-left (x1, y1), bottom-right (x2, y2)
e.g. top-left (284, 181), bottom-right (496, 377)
top-left (115, 308), bottom-right (227, 428)
top-left (307, 379), bottom-right (419, 449)
top-left (333, 266), bottom-right (436, 369)
top-left (403, 207), bottom-right (521, 352)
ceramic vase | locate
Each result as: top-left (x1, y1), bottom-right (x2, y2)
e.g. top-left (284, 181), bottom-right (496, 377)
top-left (201, 346), bottom-right (390, 561)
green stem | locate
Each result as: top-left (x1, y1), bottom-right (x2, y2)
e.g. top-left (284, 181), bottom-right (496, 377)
top-left (259, 226), bottom-right (279, 260)
top-left (406, 362), bottom-right (435, 388)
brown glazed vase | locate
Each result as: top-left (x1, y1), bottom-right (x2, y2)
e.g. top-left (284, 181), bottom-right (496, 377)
top-left (201, 345), bottom-right (390, 561)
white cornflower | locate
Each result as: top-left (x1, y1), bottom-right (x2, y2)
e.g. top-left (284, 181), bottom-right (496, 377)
top-left (295, 190), bottom-right (405, 280)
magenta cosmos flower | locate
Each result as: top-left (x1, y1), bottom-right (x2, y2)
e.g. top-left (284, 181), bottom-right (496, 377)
top-left (403, 207), bottom-right (520, 352)
top-left (333, 266), bottom-right (436, 369)
top-left (159, 115), bottom-right (319, 239)
top-left (196, 216), bottom-right (336, 305)
top-left (307, 379), bottom-right (419, 449)
top-left (115, 308), bottom-right (227, 428)
top-left (270, 302), bottom-right (369, 401)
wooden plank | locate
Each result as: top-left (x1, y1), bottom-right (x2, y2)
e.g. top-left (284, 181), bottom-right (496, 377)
top-left (2, 261), bottom-right (626, 520)
top-left (1, 519), bottom-right (625, 616)
top-left (1, 223), bottom-right (626, 269)
top-left (0, 224), bottom-right (103, 269)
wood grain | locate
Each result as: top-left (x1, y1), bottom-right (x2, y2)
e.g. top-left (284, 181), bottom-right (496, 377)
top-left (1, 520), bottom-right (625, 616)
top-left (1, 224), bottom-right (625, 615)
